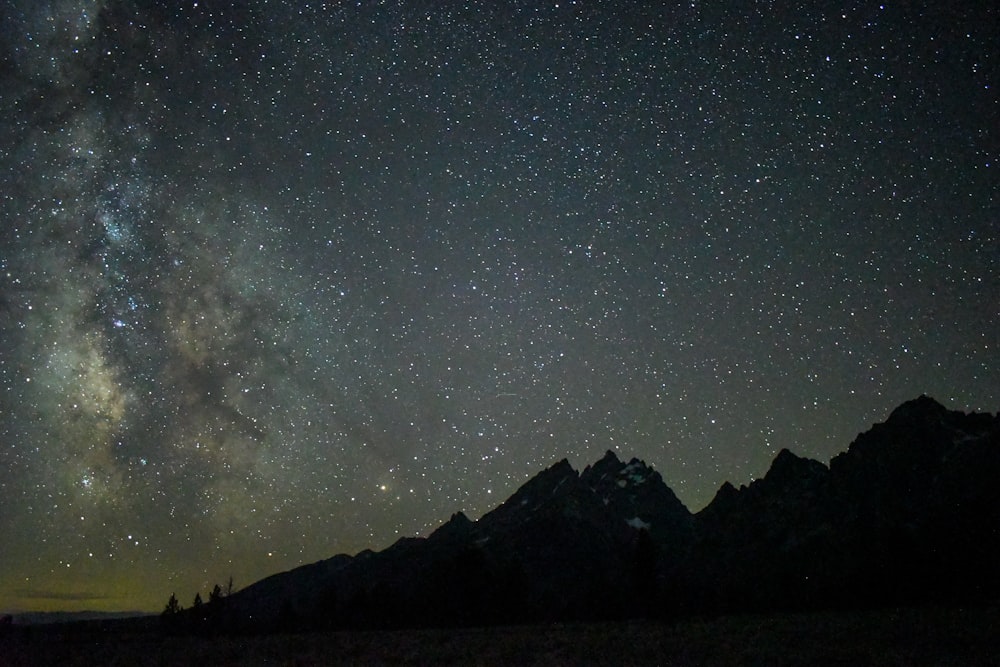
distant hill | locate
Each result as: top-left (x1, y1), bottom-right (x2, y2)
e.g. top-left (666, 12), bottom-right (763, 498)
top-left (202, 395), bottom-right (999, 632)
top-left (6, 611), bottom-right (153, 626)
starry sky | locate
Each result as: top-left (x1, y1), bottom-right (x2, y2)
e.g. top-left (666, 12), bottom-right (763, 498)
top-left (1, 0), bottom-right (997, 613)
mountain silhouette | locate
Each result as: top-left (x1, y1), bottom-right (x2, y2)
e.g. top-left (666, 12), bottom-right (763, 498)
top-left (214, 396), bottom-right (999, 632)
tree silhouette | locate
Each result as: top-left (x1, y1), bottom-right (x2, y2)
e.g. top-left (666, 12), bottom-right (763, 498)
top-left (162, 592), bottom-right (181, 617)
top-left (161, 592), bottom-right (184, 632)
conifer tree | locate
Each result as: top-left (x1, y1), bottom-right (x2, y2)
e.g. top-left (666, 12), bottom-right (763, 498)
top-left (162, 592), bottom-right (181, 616)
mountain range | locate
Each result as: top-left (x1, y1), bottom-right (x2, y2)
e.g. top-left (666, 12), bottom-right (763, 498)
top-left (206, 395), bottom-right (999, 631)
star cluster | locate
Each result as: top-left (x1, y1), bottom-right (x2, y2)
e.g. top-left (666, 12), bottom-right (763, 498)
top-left (1, 0), bottom-right (997, 612)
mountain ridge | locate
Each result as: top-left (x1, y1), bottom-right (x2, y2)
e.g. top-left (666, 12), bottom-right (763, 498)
top-left (194, 395), bottom-right (999, 631)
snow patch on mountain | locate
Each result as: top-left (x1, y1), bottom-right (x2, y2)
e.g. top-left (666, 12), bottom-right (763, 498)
top-left (626, 517), bottom-right (651, 530)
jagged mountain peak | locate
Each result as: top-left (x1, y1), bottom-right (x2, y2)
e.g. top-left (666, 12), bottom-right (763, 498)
top-left (517, 457), bottom-right (577, 493)
top-left (621, 457), bottom-right (657, 485)
top-left (428, 511), bottom-right (473, 542)
top-left (763, 448), bottom-right (828, 486)
top-left (477, 458), bottom-right (581, 528)
top-left (771, 447), bottom-right (803, 466)
top-left (833, 395), bottom-right (996, 477)
top-left (448, 510), bottom-right (471, 524)
top-left (699, 449), bottom-right (829, 520)
top-left (886, 394), bottom-right (948, 424)
top-left (577, 450), bottom-right (692, 547)
top-left (581, 450), bottom-right (660, 489)
top-left (511, 457), bottom-right (578, 499)
top-left (472, 450), bottom-right (692, 553)
top-left (596, 449), bottom-right (622, 466)
top-left (703, 480), bottom-right (740, 512)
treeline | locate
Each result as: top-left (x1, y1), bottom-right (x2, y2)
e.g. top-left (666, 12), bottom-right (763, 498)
top-left (160, 577), bottom-right (233, 634)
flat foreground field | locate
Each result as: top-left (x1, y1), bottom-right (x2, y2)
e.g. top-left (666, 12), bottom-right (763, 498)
top-left (2, 606), bottom-right (998, 666)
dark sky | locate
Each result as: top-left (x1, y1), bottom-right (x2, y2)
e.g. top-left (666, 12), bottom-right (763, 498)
top-left (1, 0), bottom-right (997, 613)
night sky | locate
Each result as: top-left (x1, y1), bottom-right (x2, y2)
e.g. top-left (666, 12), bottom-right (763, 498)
top-left (1, 0), bottom-right (997, 613)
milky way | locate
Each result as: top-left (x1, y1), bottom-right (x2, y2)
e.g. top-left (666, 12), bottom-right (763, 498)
top-left (1, 1), bottom-right (997, 612)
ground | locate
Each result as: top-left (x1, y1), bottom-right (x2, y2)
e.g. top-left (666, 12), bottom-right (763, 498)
top-left (2, 606), bottom-right (998, 666)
